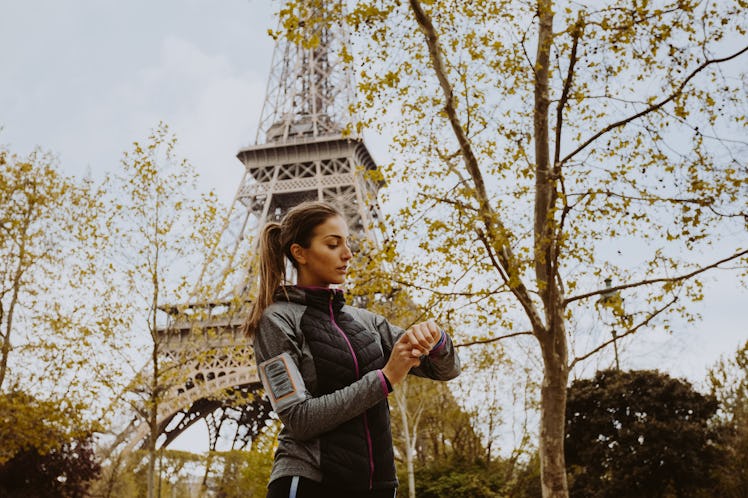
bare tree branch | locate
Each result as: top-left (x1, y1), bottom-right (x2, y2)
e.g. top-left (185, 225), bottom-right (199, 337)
top-left (553, 13), bottom-right (583, 169)
top-left (456, 331), bottom-right (534, 348)
top-left (565, 248), bottom-right (748, 305)
top-left (408, 0), bottom-right (546, 333)
top-left (390, 278), bottom-right (505, 298)
top-left (476, 228), bottom-right (511, 286)
top-left (565, 189), bottom-right (715, 206)
top-left (559, 45), bottom-right (748, 167)
top-left (417, 191), bottom-right (478, 213)
top-left (570, 296), bottom-right (678, 368)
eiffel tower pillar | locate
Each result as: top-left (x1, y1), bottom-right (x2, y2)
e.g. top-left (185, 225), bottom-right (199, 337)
top-left (107, 1), bottom-right (386, 457)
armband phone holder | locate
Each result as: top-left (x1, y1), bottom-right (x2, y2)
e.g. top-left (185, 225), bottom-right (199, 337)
top-left (258, 352), bottom-right (306, 412)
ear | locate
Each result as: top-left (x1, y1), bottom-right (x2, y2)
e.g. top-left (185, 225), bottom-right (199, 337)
top-left (289, 243), bottom-right (307, 265)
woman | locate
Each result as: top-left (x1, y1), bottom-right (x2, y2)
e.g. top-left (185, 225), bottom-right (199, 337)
top-left (244, 201), bottom-right (460, 498)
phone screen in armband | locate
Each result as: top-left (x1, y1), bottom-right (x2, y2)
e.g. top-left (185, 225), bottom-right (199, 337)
top-left (258, 352), bottom-right (306, 412)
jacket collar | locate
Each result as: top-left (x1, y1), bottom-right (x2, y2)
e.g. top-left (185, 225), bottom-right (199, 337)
top-left (274, 285), bottom-right (346, 312)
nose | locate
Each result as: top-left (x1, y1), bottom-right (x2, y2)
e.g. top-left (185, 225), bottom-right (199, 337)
top-left (342, 244), bottom-right (353, 261)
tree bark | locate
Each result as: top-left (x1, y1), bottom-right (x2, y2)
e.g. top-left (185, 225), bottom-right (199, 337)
top-left (408, 0), bottom-right (571, 495)
top-left (147, 213), bottom-right (161, 498)
top-left (395, 379), bottom-right (424, 498)
top-left (397, 382), bottom-right (417, 498)
top-left (147, 347), bottom-right (158, 498)
top-left (538, 321), bottom-right (569, 497)
top-left (0, 205), bottom-right (32, 390)
top-left (534, 1), bottom-right (570, 497)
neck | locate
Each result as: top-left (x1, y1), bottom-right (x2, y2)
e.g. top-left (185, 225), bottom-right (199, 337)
top-left (295, 283), bottom-right (332, 290)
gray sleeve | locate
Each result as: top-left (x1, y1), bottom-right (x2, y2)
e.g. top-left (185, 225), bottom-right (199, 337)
top-left (253, 307), bottom-right (390, 441)
top-left (370, 312), bottom-right (461, 381)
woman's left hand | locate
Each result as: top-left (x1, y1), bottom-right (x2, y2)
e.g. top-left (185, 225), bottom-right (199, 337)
top-left (404, 319), bottom-right (441, 357)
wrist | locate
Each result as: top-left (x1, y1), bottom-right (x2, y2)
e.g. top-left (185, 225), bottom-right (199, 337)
top-left (429, 330), bottom-right (447, 355)
top-left (379, 368), bottom-right (394, 393)
top-left (381, 370), bottom-right (393, 392)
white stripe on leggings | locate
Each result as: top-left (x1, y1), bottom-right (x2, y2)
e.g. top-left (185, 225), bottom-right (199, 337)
top-left (289, 476), bottom-right (300, 498)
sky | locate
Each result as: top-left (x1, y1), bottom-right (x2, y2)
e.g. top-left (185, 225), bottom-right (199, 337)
top-left (2, 0), bottom-right (747, 451)
top-left (1, 0), bottom-right (276, 202)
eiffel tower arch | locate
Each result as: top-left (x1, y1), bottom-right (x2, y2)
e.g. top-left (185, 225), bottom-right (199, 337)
top-left (108, 1), bottom-right (386, 457)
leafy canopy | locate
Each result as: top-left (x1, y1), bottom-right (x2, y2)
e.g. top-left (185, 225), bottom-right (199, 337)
top-left (565, 369), bottom-right (723, 498)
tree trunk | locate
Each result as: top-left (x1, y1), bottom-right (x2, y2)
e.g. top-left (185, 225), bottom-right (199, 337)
top-left (147, 205), bottom-right (161, 498)
top-left (534, 1), bottom-right (569, 496)
top-left (147, 285), bottom-right (159, 498)
top-left (147, 355), bottom-right (158, 498)
top-left (396, 380), bottom-right (417, 498)
top-left (200, 451), bottom-right (215, 497)
top-left (0, 210), bottom-right (31, 390)
top-left (407, 0), bottom-right (570, 494)
top-left (538, 324), bottom-right (569, 498)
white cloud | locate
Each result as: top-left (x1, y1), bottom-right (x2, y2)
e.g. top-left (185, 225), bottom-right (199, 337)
top-left (0, 0), bottom-right (275, 189)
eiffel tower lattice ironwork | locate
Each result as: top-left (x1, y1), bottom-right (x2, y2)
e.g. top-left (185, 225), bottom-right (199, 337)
top-left (108, 1), bottom-right (386, 457)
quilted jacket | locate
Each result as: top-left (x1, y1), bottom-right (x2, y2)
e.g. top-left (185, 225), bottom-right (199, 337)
top-left (253, 285), bottom-right (461, 491)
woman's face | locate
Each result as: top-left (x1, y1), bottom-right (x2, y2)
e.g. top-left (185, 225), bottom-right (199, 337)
top-left (292, 215), bottom-right (353, 288)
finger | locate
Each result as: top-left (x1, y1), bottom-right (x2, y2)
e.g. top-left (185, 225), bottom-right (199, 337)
top-left (395, 342), bottom-right (425, 359)
top-left (425, 320), bottom-right (440, 342)
top-left (409, 340), bottom-right (429, 356)
top-left (394, 339), bottom-right (424, 358)
top-left (409, 325), bottom-right (433, 350)
top-left (397, 331), bottom-right (416, 347)
top-left (396, 337), bottom-right (417, 351)
top-left (419, 326), bottom-right (438, 349)
top-left (402, 330), bottom-right (427, 354)
top-left (417, 325), bottom-right (433, 346)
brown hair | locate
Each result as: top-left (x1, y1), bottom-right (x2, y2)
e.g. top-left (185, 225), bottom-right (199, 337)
top-left (242, 201), bottom-right (344, 336)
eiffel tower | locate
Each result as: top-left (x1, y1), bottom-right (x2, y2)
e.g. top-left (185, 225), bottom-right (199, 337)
top-left (108, 1), bottom-right (385, 456)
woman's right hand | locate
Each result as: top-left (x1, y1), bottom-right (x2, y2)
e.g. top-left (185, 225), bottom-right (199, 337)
top-left (382, 334), bottom-right (427, 386)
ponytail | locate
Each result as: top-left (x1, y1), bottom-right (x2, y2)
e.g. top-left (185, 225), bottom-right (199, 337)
top-left (242, 201), bottom-right (343, 337)
top-left (243, 222), bottom-right (284, 336)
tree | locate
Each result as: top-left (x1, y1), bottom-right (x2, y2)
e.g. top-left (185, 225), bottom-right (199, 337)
top-left (0, 436), bottom-right (100, 498)
top-left (390, 375), bottom-right (485, 497)
top-left (565, 369), bottom-right (723, 497)
top-left (392, 377), bottom-right (425, 498)
top-left (105, 122), bottom-right (224, 498)
top-left (0, 391), bottom-right (101, 498)
top-left (412, 456), bottom-right (542, 498)
top-left (450, 341), bottom-right (540, 468)
top-left (212, 420), bottom-right (280, 498)
top-left (276, 2), bottom-right (748, 496)
top-left (88, 451), bottom-right (141, 498)
top-left (388, 343), bottom-right (542, 497)
top-left (0, 145), bottom-right (125, 463)
top-left (352, 284), bottom-right (497, 496)
top-left (413, 459), bottom-right (503, 498)
top-left (708, 339), bottom-right (748, 497)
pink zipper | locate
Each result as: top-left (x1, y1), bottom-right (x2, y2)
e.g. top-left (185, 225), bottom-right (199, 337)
top-left (328, 292), bottom-right (375, 490)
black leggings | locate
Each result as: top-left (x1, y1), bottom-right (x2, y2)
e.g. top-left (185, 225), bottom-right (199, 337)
top-left (266, 476), bottom-right (397, 498)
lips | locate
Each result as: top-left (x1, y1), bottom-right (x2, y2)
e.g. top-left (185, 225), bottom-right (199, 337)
top-left (337, 266), bottom-right (348, 272)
